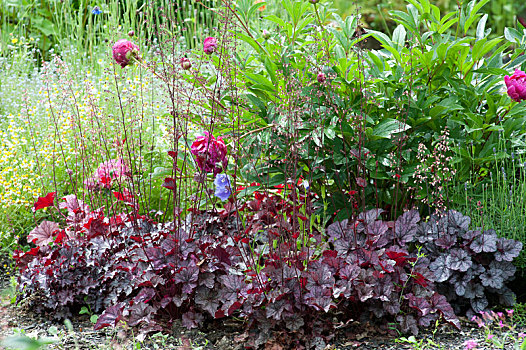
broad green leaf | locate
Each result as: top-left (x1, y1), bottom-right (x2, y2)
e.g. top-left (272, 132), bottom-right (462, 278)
top-left (371, 118), bottom-right (411, 139)
top-left (392, 24), bottom-right (406, 48)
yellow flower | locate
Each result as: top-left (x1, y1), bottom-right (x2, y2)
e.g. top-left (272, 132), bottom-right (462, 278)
top-left (11, 38), bottom-right (18, 44)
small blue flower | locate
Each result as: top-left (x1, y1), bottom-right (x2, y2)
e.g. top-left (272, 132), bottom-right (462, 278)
top-left (92, 6), bottom-right (102, 15)
top-left (214, 173), bottom-right (230, 188)
top-left (214, 174), bottom-right (231, 201)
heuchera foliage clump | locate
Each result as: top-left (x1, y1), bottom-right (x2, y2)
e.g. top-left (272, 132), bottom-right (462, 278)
top-left (16, 190), bottom-right (499, 348)
top-left (414, 210), bottom-right (522, 318)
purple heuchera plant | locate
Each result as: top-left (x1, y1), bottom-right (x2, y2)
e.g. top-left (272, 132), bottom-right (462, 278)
top-left (190, 132), bottom-right (227, 175)
top-left (112, 39), bottom-right (139, 68)
top-left (214, 174), bottom-right (231, 201)
top-left (504, 69), bottom-right (526, 102)
top-left (203, 37), bottom-right (218, 55)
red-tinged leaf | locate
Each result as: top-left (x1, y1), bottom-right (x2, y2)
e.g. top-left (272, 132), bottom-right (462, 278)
top-left (27, 247), bottom-right (40, 256)
top-left (385, 249), bottom-right (409, 266)
top-left (413, 272), bottom-right (428, 287)
top-left (323, 250), bottom-right (338, 258)
top-left (94, 303), bottom-right (124, 330)
top-left (356, 177), bottom-right (367, 188)
top-left (113, 191), bottom-right (125, 201)
top-left (162, 177), bottom-right (176, 191)
top-left (227, 301), bottom-right (242, 316)
top-left (130, 236), bottom-right (144, 243)
top-left (241, 238), bottom-right (249, 244)
top-left (33, 192), bottom-right (56, 211)
top-left (214, 309), bottom-right (225, 318)
top-left (27, 221), bottom-right (60, 247)
top-left (54, 230), bottom-right (67, 244)
top-left (168, 151), bottom-right (177, 159)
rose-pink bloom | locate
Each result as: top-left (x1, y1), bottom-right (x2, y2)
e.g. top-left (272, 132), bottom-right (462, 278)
top-left (85, 158), bottom-right (131, 190)
top-left (190, 132), bottom-right (227, 174)
top-left (203, 37), bottom-right (218, 55)
top-left (504, 69), bottom-right (526, 102)
top-left (463, 339), bottom-right (478, 350)
top-left (112, 39), bottom-right (140, 68)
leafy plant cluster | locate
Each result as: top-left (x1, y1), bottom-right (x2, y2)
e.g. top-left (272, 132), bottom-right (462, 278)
top-left (14, 191), bottom-right (482, 348)
top-left (415, 210), bottom-right (523, 317)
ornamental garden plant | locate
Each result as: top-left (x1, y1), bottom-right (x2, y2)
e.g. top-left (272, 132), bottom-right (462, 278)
top-left (4, 0), bottom-right (526, 348)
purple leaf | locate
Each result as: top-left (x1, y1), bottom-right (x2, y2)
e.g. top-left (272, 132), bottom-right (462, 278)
top-left (435, 234), bottom-right (456, 249)
top-left (127, 303), bottom-right (156, 327)
top-left (94, 303), bottom-right (124, 330)
top-left (470, 230), bottom-right (497, 253)
top-left (495, 238), bottom-right (523, 262)
top-left (446, 248), bottom-right (472, 272)
top-left (306, 263), bottom-right (335, 289)
top-left (408, 293), bottom-right (431, 316)
top-left (304, 286), bottom-right (334, 312)
top-left (396, 314), bottom-right (419, 335)
top-left (195, 286), bottom-right (219, 316)
top-left (394, 210), bottom-right (420, 244)
top-left (174, 266), bottom-right (199, 294)
top-left (326, 219), bottom-right (349, 240)
top-left (266, 299), bottom-right (292, 320)
top-left (430, 293), bottom-right (460, 329)
top-left (429, 255), bottom-right (451, 282)
top-left (447, 210), bottom-right (471, 231)
top-left (470, 297), bottom-right (488, 313)
top-left (182, 310), bottom-right (204, 329)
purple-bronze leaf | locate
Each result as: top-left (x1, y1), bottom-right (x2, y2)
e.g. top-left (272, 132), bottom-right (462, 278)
top-left (495, 238), bottom-right (523, 262)
top-left (394, 210), bottom-right (420, 244)
top-left (266, 299), bottom-right (292, 320)
top-left (430, 293), bottom-right (460, 329)
top-left (470, 297), bottom-right (488, 313)
top-left (127, 303), bottom-right (156, 327)
top-left (397, 314), bottom-right (419, 335)
top-left (470, 230), bottom-right (497, 253)
top-left (447, 210), bottom-right (471, 231)
top-left (429, 255), bottom-right (451, 282)
top-left (195, 286), bottom-right (220, 316)
top-left (94, 303), bottom-right (124, 330)
top-left (435, 234), bottom-right (456, 250)
top-left (326, 219), bottom-right (349, 241)
top-left (446, 248), bottom-right (472, 272)
top-left (182, 310), bottom-right (204, 329)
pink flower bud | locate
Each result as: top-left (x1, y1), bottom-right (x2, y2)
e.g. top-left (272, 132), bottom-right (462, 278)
top-left (128, 30), bottom-right (135, 37)
top-left (504, 69), bottom-right (526, 102)
top-left (317, 72), bottom-right (326, 83)
top-left (262, 29), bottom-right (270, 40)
top-left (180, 57), bottom-right (192, 70)
top-left (203, 37), bottom-right (218, 55)
top-left (112, 39), bottom-right (140, 68)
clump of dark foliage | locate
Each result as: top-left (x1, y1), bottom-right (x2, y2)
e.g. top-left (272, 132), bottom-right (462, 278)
top-left (414, 210), bottom-right (522, 318)
top-left (14, 193), bottom-right (522, 349)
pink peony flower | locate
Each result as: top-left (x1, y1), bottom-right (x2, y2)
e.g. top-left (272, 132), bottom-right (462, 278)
top-left (84, 158), bottom-right (131, 190)
top-left (203, 37), bottom-right (218, 55)
top-left (112, 39), bottom-right (140, 68)
top-left (190, 132), bottom-right (227, 175)
top-left (504, 69), bottom-right (526, 102)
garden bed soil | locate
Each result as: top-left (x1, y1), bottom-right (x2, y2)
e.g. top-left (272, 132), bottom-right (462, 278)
top-left (0, 272), bottom-right (521, 350)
